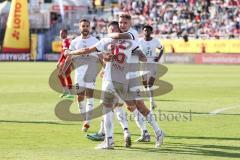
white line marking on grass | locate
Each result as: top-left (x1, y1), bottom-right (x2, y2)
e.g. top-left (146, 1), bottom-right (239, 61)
top-left (0, 119), bottom-right (79, 125)
top-left (209, 105), bottom-right (240, 115)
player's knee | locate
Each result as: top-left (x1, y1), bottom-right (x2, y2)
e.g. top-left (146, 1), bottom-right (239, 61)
top-left (77, 95), bottom-right (84, 102)
top-left (103, 102), bottom-right (114, 108)
top-left (86, 89), bottom-right (94, 98)
top-left (135, 100), bottom-right (144, 106)
top-left (135, 100), bottom-right (149, 116)
top-left (125, 100), bottom-right (135, 111)
top-left (136, 106), bottom-right (149, 116)
top-left (126, 105), bottom-right (136, 112)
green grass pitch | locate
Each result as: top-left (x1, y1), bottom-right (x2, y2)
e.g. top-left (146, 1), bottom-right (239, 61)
top-left (0, 62), bottom-right (240, 160)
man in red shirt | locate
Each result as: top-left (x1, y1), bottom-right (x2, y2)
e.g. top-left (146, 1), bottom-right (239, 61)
top-left (57, 29), bottom-right (73, 98)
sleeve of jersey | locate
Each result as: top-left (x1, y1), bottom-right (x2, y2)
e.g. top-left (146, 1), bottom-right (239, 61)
top-left (94, 40), bottom-right (105, 53)
top-left (131, 41), bottom-right (139, 53)
top-left (127, 32), bottom-right (135, 40)
top-left (69, 40), bottom-right (75, 50)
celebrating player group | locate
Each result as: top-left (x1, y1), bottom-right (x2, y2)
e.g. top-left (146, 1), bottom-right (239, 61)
top-left (57, 12), bottom-right (164, 149)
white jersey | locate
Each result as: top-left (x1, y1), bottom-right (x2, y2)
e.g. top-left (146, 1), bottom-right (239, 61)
top-left (69, 35), bottom-right (99, 73)
top-left (138, 37), bottom-right (163, 62)
top-left (126, 28), bottom-right (141, 79)
top-left (127, 28), bottom-right (139, 63)
top-left (69, 35), bottom-right (99, 58)
top-left (95, 38), bottom-right (139, 84)
top-left (128, 28), bottom-right (139, 41)
top-left (69, 35), bottom-right (99, 88)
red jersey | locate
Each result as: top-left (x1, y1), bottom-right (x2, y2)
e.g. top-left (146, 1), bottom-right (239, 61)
top-left (58, 38), bottom-right (71, 64)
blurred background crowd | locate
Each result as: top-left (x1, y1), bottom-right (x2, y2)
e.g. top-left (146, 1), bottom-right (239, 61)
top-left (92, 0), bottom-right (240, 39)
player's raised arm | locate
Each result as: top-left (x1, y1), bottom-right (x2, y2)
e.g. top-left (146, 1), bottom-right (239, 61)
top-left (65, 46), bottom-right (97, 56)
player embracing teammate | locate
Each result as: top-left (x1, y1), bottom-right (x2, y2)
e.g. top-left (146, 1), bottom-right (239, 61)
top-left (64, 13), bottom-right (165, 149)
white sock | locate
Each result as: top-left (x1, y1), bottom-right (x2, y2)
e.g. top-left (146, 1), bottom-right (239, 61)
top-left (147, 87), bottom-right (154, 104)
top-left (103, 107), bottom-right (114, 138)
top-left (150, 96), bottom-right (153, 104)
top-left (133, 109), bottom-right (147, 134)
top-left (78, 100), bottom-right (86, 121)
top-left (98, 119), bottom-right (105, 135)
top-left (78, 100), bottom-right (86, 113)
top-left (146, 112), bottom-right (161, 136)
top-left (114, 107), bottom-right (128, 130)
top-left (86, 98), bottom-right (94, 124)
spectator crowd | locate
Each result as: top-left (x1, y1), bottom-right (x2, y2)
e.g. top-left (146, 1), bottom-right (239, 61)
top-left (91, 0), bottom-right (240, 39)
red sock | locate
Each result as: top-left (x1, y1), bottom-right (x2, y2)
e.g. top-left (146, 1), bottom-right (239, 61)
top-left (66, 75), bottom-right (72, 89)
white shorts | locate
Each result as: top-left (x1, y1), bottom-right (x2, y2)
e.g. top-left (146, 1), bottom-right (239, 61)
top-left (127, 77), bottom-right (143, 101)
top-left (75, 65), bottom-right (96, 91)
top-left (101, 81), bottom-right (128, 104)
top-left (73, 56), bottom-right (99, 92)
top-left (126, 63), bottom-right (144, 101)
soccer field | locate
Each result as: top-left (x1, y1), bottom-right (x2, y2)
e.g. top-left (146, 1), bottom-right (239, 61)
top-left (0, 62), bottom-right (240, 160)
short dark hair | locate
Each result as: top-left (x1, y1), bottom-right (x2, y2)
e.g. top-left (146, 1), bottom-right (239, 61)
top-left (60, 28), bottom-right (68, 34)
top-left (142, 25), bottom-right (153, 31)
top-left (107, 21), bottom-right (120, 31)
top-left (79, 18), bottom-right (90, 24)
top-left (107, 21), bottom-right (119, 28)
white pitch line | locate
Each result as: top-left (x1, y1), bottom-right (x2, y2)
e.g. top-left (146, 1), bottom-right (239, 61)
top-left (209, 105), bottom-right (240, 115)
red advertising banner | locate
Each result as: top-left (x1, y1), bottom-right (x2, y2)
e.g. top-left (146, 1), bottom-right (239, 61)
top-left (163, 53), bottom-right (240, 64)
top-left (163, 53), bottom-right (195, 64)
top-left (195, 54), bottom-right (240, 64)
top-left (52, 5), bottom-right (86, 11)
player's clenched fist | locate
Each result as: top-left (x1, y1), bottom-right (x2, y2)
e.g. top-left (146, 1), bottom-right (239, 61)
top-left (103, 52), bottom-right (114, 62)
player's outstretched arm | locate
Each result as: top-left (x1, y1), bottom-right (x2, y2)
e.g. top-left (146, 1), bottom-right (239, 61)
top-left (133, 49), bottom-right (147, 62)
top-left (108, 32), bottom-right (132, 40)
top-left (65, 46), bottom-right (97, 56)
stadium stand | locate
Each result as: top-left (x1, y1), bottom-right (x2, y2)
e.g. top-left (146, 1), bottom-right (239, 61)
top-left (90, 0), bottom-right (240, 39)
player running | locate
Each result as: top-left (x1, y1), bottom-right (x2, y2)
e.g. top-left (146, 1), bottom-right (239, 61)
top-left (139, 25), bottom-right (164, 110)
top-left (57, 29), bottom-right (73, 99)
